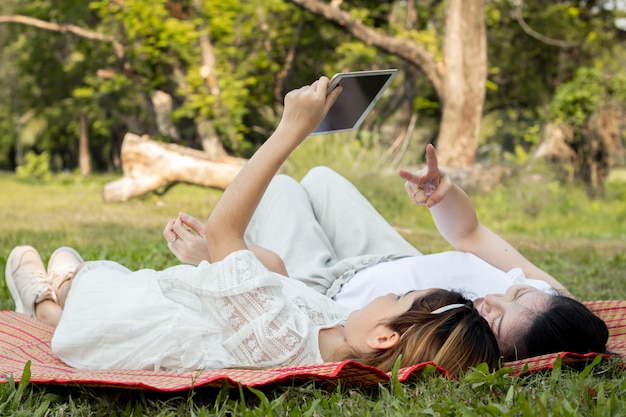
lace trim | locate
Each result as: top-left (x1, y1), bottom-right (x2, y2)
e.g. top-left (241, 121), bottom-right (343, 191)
top-left (160, 250), bottom-right (346, 367)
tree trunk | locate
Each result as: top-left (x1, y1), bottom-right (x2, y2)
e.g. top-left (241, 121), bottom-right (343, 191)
top-left (435, 0), bottom-right (487, 167)
top-left (192, 0), bottom-right (235, 157)
top-left (78, 113), bottom-right (91, 176)
top-left (150, 90), bottom-right (180, 141)
top-left (102, 133), bottom-right (247, 202)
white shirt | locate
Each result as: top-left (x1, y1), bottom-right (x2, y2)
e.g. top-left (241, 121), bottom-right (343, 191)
top-left (334, 251), bottom-right (556, 311)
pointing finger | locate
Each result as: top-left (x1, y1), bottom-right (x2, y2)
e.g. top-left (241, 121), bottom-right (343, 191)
top-left (425, 144), bottom-right (439, 175)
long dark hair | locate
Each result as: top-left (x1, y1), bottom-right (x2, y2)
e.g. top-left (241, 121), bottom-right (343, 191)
top-left (345, 289), bottom-right (500, 377)
top-left (503, 295), bottom-right (608, 361)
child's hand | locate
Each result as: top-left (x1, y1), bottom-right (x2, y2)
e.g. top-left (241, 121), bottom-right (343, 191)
top-left (276, 76), bottom-right (342, 139)
top-left (163, 212), bottom-right (210, 265)
top-left (399, 144), bottom-right (453, 209)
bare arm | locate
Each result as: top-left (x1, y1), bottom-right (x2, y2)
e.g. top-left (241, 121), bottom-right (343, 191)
top-left (204, 78), bottom-right (341, 263)
top-left (400, 144), bottom-right (572, 297)
top-left (163, 212), bottom-right (288, 274)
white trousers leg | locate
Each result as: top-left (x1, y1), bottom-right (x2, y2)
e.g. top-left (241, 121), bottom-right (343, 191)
top-left (299, 166), bottom-right (420, 260)
top-left (245, 167), bottom-right (420, 295)
top-left (245, 174), bottom-right (338, 281)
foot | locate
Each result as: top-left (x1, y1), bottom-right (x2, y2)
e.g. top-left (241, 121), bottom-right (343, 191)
top-left (5, 245), bottom-right (55, 317)
top-left (47, 246), bottom-right (84, 295)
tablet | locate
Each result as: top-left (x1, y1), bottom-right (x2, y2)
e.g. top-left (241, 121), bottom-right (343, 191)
top-left (311, 69), bottom-right (398, 135)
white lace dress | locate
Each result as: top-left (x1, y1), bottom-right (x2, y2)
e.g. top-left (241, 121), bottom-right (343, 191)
top-left (51, 250), bottom-right (349, 371)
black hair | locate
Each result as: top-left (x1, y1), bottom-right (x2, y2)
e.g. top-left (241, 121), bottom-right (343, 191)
top-left (503, 295), bottom-right (609, 361)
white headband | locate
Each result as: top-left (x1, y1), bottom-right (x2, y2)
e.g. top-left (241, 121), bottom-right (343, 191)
top-left (431, 303), bottom-right (470, 315)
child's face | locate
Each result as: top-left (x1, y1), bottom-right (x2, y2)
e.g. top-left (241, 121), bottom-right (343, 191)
top-left (342, 289), bottom-right (433, 352)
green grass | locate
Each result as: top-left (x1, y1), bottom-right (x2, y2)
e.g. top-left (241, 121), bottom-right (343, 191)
top-left (1, 139), bottom-right (626, 415)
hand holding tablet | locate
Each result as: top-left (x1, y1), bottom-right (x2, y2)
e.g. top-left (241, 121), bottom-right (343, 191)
top-left (311, 69), bottom-right (398, 135)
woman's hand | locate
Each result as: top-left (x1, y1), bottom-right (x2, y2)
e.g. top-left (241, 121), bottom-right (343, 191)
top-left (163, 212), bottom-right (210, 265)
top-left (399, 144), bottom-right (453, 209)
top-left (275, 77), bottom-right (342, 142)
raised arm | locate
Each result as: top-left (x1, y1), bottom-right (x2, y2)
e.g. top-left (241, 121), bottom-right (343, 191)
top-left (400, 144), bottom-right (572, 297)
top-left (204, 78), bottom-right (341, 263)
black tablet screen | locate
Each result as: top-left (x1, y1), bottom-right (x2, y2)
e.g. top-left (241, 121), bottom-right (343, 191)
top-left (313, 72), bottom-right (395, 135)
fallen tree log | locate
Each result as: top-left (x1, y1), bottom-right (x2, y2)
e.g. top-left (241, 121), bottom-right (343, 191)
top-left (102, 133), bottom-right (247, 202)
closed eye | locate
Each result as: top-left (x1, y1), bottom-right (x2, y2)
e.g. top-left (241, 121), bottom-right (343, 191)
top-left (514, 288), bottom-right (534, 301)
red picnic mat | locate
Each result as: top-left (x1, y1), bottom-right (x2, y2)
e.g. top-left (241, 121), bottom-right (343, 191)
top-left (0, 300), bottom-right (624, 391)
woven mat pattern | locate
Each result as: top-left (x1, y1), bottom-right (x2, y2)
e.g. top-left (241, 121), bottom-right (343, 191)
top-left (0, 300), bottom-right (624, 391)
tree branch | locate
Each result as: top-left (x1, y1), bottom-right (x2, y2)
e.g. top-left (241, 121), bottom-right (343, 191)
top-left (512, 0), bottom-right (579, 48)
top-left (0, 15), bottom-right (125, 59)
top-left (289, 0), bottom-right (443, 96)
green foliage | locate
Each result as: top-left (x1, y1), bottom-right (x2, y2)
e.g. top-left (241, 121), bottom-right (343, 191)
top-left (611, 72), bottom-right (626, 102)
top-left (400, 28), bottom-right (441, 59)
top-left (1, 0), bottom-right (625, 182)
top-left (547, 66), bottom-right (626, 195)
top-left (334, 42), bottom-right (380, 69)
top-left (479, 109), bottom-right (544, 163)
top-left (550, 68), bottom-right (607, 127)
top-left (0, 362), bottom-right (59, 416)
top-left (15, 151), bottom-right (52, 181)
top-left (485, 0), bottom-right (625, 119)
top-left (0, 0), bottom-right (116, 170)
top-left (0, 113), bottom-right (14, 168)
top-left (481, 0), bottom-right (626, 170)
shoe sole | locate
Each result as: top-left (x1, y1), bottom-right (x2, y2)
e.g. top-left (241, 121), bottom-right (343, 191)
top-left (5, 249), bottom-right (26, 315)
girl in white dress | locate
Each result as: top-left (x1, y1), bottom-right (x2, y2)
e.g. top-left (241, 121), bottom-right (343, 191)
top-left (6, 77), bottom-right (499, 376)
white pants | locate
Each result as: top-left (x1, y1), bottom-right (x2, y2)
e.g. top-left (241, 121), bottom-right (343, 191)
top-left (244, 167), bottom-right (421, 296)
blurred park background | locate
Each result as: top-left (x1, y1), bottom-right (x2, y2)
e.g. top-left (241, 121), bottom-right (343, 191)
top-left (0, 0), bottom-right (625, 196)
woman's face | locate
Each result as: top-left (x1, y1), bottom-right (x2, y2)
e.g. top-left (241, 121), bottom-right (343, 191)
top-left (474, 284), bottom-right (551, 353)
top-left (342, 289), bottom-right (432, 352)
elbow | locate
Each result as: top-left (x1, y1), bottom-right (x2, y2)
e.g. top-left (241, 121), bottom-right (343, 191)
top-left (449, 223), bottom-right (484, 252)
top-left (204, 219), bottom-right (215, 241)
top-left (204, 220), bottom-right (221, 261)
top-left (205, 218), bottom-right (225, 240)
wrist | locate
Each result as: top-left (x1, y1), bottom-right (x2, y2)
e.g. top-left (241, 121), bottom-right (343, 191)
top-left (274, 117), bottom-right (317, 139)
top-left (265, 126), bottom-right (308, 154)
